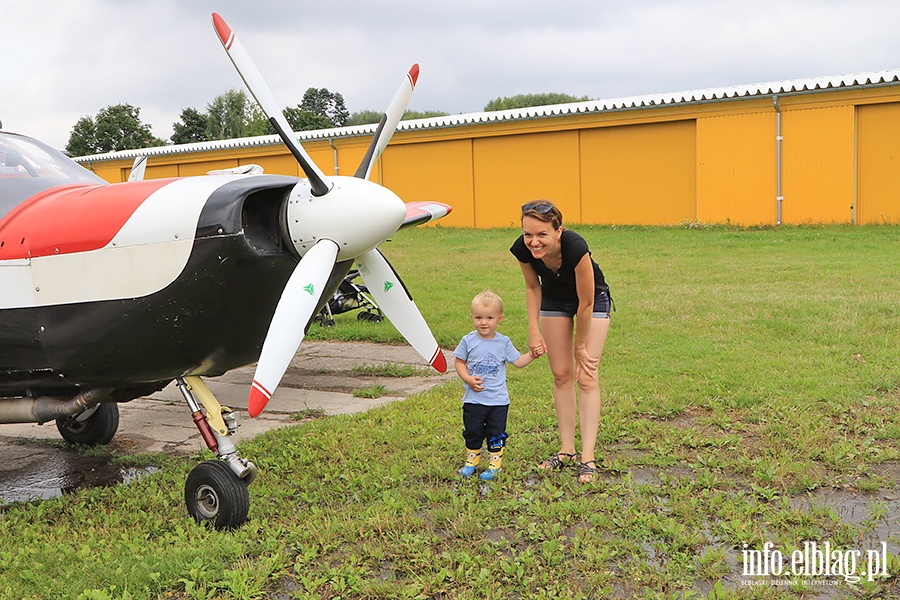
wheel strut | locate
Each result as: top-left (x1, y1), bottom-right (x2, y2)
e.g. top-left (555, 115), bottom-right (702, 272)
top-left (176, 376), bottom-right (258, 529)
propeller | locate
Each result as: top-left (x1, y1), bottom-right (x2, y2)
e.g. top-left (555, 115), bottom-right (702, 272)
top-left (212, 12), bottom-right (332, 197)
top-left (211, 12), bottom-right (447, 417)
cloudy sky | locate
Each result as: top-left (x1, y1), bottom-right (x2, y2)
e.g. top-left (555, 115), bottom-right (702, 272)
top-left (5, 0), bottom-right (900, 150)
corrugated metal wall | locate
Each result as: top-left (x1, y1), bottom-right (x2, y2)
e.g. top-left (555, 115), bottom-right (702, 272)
top-left (581, 120), bottom-right (696, 225)
top-left (382, 139), bottom-right (475, 228)
top-left (857, 101), bottom-right (900, 224)
top-left (782, 106), bottom-right (855, 224)
top-left (80, 87), bottom-right (900, 227)
top-left (697, 110), bottom-right (776, 225)
top-left (466, 131), bottom-right (579, 228)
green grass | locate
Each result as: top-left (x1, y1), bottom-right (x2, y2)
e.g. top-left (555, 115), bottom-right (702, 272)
top-left (1, 225), bottom-right (899, 599)
top-left (353, 384), bottom-right (389, 399)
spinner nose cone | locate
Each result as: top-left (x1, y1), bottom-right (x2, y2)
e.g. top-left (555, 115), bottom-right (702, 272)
top-left (286, 176), bottom-right (406, 259)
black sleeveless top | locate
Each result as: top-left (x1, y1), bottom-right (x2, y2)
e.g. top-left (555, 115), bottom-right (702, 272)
top-left (510, 229), bottom-right (607, 304)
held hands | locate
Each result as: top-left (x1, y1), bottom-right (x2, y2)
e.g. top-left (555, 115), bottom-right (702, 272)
top-left (529, 332), bottom-right (546, 359)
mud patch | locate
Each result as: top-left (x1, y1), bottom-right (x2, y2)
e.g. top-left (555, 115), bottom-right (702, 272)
top-left (0, 436), bottom-right (158, 505)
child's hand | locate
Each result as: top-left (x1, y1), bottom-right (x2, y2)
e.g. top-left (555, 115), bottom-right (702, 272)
top-left (530, 344), bottom-right (545, 358)
top-left (468, 376), bottom-right (484, 392)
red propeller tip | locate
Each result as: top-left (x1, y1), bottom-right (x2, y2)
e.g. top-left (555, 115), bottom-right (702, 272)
top-left (408, 64), bottom-right (420, 87)
top-left (211, 12), bottom-right (234, 48)
top-left (431, 348), bottom-right (447, 373)
top-left (247, 381), bottom-right (272, 418)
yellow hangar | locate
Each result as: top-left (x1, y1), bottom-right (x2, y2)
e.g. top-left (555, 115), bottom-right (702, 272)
top-left (76, 69), bottom-right (900, 227)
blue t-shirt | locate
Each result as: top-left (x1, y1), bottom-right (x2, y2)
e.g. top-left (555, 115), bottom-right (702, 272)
top-left (453, 331), bottom-right (521, 406)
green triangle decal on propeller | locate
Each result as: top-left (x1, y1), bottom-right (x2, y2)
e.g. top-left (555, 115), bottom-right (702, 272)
top-left (303, 283), bottom-right (315, 295)
top-left (384, 281), bottom-right (394, 293)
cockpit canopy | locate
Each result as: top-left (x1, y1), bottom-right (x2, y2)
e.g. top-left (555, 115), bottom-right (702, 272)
top-left (0, 131), bottom-right (107, 219)
top-left (0, 132), bottom-right (105, 183)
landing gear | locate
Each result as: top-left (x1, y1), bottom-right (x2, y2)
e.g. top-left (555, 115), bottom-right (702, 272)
top-left (177, 376), bottom-right (258, 530)
top-left (56, 402), bottom-right (119, 445)
top-left (185, 459), bottom-right (249, 530)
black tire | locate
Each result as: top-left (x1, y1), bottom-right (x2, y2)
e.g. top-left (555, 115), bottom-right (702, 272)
top-left (185, 460), bottom-right (249, 530)
top-left (56, 403), bottom-right (119, 445)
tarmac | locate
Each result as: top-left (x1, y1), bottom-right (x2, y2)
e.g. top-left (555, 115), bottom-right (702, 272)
top-left (0, 341), bottom-right (455, 502)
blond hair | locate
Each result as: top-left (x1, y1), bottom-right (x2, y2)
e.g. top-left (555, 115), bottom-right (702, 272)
top-left (471, 290), bottom-right (504, 312)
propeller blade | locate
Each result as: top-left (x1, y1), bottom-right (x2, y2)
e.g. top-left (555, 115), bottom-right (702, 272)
top-left (355, 248), bottom-right (447, 373)
top-left (354, 64), bottom-right (419, 181)
top-left (248, 239), bottom-right (339, 417)
top-left (212, 12), bottom-right (332, 197)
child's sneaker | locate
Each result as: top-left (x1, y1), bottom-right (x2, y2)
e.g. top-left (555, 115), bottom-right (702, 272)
top-left (479, 467), bottom-right (501, 481)
top-left (459, 464), bottom-right (477, 478)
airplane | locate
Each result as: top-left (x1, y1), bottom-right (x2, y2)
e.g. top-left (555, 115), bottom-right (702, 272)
top-left (0, 12), bottom-right (450, 530)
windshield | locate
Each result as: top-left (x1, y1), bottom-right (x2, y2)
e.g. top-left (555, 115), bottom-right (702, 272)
top-left (0, 132), bottom-right (105, 184)
top-left (0, 132), bottom-right (107, 220)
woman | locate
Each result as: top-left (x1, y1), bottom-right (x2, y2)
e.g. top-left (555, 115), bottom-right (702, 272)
top-left (510, 200), bottom-right (612, 483)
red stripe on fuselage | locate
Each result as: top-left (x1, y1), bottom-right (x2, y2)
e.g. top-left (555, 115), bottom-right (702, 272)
top-left (0, 179), bottom-right (174, 260)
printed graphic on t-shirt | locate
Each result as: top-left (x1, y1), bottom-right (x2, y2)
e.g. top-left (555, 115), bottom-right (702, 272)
top-left (469, 354), bottom-right (502, 379)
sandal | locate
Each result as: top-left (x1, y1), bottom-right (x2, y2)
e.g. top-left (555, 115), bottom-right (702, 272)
top-left (578, 460), bottom-right (597, 483)
top-left (538, 452), bottom-right (577, 470)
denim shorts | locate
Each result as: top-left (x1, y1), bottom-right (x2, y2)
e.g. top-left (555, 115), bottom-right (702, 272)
top-left (540, 289), bottom-right (611, 319)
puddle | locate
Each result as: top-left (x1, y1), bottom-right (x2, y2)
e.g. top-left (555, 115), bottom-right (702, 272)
top-left (0, 437), bottom-right (158, 505)
top-left (790, 487), bottom-right (900, 555)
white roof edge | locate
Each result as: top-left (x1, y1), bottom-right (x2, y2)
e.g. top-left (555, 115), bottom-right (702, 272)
top-left (74, 69), bottom-right (900, 163)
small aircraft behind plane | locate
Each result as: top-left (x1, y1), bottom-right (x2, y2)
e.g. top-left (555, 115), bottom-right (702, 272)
top-left (0, 12), bottom-right (450, 529)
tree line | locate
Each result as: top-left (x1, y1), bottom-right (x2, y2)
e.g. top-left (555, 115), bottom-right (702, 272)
top-left (65, 90), bottom-right (590, 156)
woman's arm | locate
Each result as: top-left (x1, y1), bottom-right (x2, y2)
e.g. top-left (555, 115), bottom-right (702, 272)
top-left (573, 254), bottom-right (599, 378)
top-left (518, 261), bottom-right (545, 354)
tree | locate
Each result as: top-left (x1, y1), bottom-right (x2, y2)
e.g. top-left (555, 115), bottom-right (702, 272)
top-left (283, 107), bottom-right (333, 131)
top-left (483, 93), bottom-right (591, 112)
top-left (301, 88), bottom-right (349, 127)
top-left (346, 108), bottom-right (449, 126)
top-left (402, 109), bottom-right (449, 120)
top-left (346, 110), bottom-right (382, 126)
top-left (171, 107), bottom-right (209, 145)
top-left (205, 89), bottom-right (254, 140)
top-left (65, 103), bottom-right (165, 156)
top-left (245, 105), bottom-right (276, 137)
top-left (66, 117), bottom-right (98, 156)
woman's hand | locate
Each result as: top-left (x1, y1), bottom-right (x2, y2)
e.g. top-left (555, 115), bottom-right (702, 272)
top-left (575, 344), bottom-right (599, 381)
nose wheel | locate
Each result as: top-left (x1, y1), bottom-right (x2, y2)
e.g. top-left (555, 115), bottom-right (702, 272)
top-left (185, 459), bottom-right (249, 530)
top-left (177, 376), bottom-right (257, 530)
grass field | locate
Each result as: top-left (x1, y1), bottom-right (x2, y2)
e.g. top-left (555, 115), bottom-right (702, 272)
top-left (0, 224), bottom-right (898, 599)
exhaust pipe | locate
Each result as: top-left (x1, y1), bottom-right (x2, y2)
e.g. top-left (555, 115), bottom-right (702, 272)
top-left (0, 388), bottom-right (114, 424)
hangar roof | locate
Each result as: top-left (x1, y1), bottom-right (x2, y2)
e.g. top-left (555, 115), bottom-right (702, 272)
top-left (75, 68), bottom-right (900, 162)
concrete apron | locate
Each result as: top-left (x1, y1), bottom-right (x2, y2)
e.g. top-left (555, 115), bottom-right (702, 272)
top-left (0, 341), bottom-right (454, 460)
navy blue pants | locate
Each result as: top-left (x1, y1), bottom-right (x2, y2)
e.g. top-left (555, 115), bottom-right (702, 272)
top-left (462, 403), bottom-right (509, 451)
